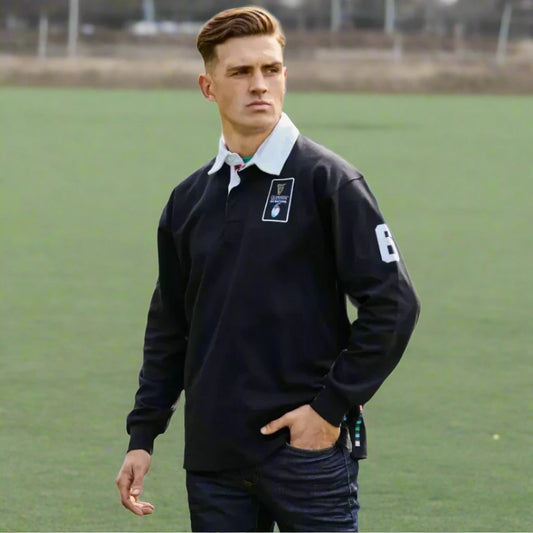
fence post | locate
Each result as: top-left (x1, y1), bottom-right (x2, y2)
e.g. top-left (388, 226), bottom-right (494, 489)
top-left (143, 0), bottom-right (156, 23)
top-left (385, 0), bottom-right (395, 35)
top-left (38, 11), bottom-right (48, 59)
top-left (331, 0), bottom-right (341, 33)
top-left (496, 2), bottom-right (513, 66)
top-left (68, 0), bottom-right (79, 58)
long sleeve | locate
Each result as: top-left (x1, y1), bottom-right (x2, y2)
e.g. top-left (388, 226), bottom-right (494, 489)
top-left (311, 177), bottom-right (420, 426)
top-left (126, 200), bottom-right (188, 454)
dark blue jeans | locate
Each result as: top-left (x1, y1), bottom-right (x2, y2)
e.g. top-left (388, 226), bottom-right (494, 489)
top-left (186, 443), bottom-right (359, 532)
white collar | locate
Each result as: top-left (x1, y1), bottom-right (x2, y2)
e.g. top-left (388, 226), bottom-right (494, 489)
top-left (207, 112), bottom-right (299, 176)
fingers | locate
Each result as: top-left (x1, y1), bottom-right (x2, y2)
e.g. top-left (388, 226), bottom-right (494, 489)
top-left (118, 483), bottom-right (154, 516)
top-left (129, 465), bottom-right (144, 499)
top-left (129, 494), bottom-right (154, 516)
top-left (116, 472), bottom-right (143, 516)
top-left (116, 450), bottom-right (153, 517)
top-left (261, 405), bottom-right (341, 449)
top-left (117, 481), bottom-right (144, 516)
top-left (261, 412), bottom-right (290, 435)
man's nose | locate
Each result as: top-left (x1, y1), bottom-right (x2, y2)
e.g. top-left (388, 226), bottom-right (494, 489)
top-left (250, 70), bottom-right (267, 93)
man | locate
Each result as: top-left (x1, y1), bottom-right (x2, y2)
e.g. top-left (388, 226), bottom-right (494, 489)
top-left (116, 6), bottom-right (420, 532)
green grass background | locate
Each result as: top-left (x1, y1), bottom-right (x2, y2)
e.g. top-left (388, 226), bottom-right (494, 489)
top-left (2, 88), bottom-right (532, 531)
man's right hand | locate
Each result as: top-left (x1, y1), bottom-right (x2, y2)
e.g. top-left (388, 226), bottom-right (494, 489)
top-left (115, 449), bottom-right (154, 517)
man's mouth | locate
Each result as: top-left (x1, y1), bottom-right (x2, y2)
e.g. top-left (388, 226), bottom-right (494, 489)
top-left (247, 101), bottom-right (271, 108)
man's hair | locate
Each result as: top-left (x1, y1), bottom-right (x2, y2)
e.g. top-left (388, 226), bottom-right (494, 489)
top-left (197, 6), bottom-right (285, 65)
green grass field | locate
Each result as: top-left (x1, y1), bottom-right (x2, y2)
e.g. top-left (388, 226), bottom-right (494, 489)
top-left (2, 87), bottom-right (532, 531)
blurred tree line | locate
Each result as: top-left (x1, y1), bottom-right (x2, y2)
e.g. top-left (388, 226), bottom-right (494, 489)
top-left (0, 0), bottom-right (532, 37)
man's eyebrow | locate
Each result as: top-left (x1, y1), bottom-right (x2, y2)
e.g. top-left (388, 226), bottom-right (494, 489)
top-left (226, 61), bottom-right (282, 72)
top-left (226, 64), bottom-right (251, 72)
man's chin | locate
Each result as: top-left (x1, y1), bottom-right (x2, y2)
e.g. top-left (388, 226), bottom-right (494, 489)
top-left (242, 113), bottom-right (280, 133)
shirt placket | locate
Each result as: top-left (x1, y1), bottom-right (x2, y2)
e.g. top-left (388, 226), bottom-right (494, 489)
top-left (223, 158), bottom-right (247, 243)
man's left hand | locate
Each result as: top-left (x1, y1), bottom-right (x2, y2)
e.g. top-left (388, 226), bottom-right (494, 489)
top-left (260, 404), bottom-right (340, 450)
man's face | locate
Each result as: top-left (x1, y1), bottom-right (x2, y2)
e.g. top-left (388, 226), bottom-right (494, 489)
top-left (199, 34), bottom-right (287, 138)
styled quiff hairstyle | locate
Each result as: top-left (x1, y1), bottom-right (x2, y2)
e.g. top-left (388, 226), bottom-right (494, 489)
top-left (197, 6), bottom-right (285, 65)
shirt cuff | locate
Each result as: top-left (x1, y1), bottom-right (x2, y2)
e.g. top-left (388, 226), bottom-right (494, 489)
top-left (127, 424), bottom-right (156, 455)
top-left (310, 386), bottom-right (348, 427)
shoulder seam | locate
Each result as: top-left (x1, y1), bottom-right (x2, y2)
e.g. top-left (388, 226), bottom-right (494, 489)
top-left (330, 175), bottom-right (363, 197)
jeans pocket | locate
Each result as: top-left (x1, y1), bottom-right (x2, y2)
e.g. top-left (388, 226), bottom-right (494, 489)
top-left (284, 442), bottom-right (337, 457)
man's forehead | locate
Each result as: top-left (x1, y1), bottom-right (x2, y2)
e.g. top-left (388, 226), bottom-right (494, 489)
top-left (215, 35), bottom-right (283, 68)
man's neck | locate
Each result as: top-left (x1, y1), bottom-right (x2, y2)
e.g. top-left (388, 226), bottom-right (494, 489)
top-left (222, 130), bottom-right (269, 159)
top-left (222, 118), bottom-right (280, 158)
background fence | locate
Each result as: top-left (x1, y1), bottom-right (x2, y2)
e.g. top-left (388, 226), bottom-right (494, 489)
top-left (1, 0), bottom-right (532, 92)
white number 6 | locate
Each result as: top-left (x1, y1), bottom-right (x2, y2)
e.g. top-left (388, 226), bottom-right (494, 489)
top-left (375, 224), bottom-right (399, 263)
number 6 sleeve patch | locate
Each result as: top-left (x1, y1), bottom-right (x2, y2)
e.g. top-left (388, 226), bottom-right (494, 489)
top-left (375, 223), bottom-right (400, 263)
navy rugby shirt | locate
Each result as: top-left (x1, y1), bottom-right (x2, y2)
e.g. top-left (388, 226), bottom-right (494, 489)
top-left (126, 113), bottom-right (420, 471)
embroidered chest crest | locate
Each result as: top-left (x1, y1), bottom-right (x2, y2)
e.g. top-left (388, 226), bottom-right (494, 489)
top-left (262, 178), bottom-right (295, 223)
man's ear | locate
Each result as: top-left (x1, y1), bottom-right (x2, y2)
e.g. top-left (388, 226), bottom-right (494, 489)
top-left (283, 66), bottom-right (288, 94)
top-left (199, 74), bottom-right (216, 102)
